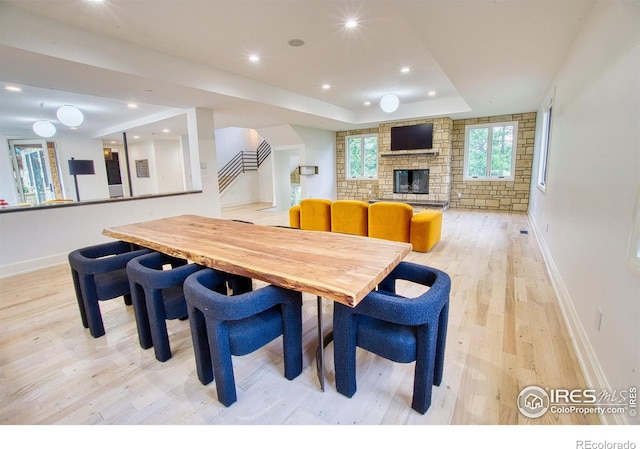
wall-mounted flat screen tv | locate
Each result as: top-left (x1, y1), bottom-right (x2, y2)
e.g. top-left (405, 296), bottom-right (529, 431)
top-left (391, 123), bottom-right (433, 151)
top-left (68, 159), bottom-right (95, 175)
top-left (394, 169), bottom-right (429, 194)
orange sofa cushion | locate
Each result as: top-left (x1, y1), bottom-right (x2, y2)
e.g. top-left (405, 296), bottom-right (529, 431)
top-left (410, 209), bottom-right (443, 252)
top-left (289, 205), bottom-right (301, 229)
top-left (368, 202), bottom-right (413, 243)
top-left (299, 198), bottom-right (332, 231)
top-left (331, 200), bottom-right (369, 236)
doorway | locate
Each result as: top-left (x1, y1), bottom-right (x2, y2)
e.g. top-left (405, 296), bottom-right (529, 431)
top-left (104, 148), bottom-right (124, 198)
top-left (8, 139), bottom-right (63, 205)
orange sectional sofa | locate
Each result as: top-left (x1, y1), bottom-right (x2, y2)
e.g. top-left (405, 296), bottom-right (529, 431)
top-left (289, 198), bottom-right (442, 252)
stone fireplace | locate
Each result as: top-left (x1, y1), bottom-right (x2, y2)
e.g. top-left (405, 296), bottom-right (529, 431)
top-left (336, 118), bottom-right (452, 208)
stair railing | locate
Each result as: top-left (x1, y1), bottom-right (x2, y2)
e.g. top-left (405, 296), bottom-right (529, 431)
top-left (218, 140), bottom-right (271, 192)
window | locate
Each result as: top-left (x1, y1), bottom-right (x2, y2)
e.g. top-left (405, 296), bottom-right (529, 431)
top-left (463, 121), bottom-right (518, 181)
top-left (537, 100), bottom-right (553, 191)
top-left (628, 184), bottom-right (640, 275)
top-left (346, 134), bottom-right (378, 179)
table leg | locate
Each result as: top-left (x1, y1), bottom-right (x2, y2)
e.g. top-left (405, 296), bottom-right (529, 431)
top-left (316, 295), bottom-right (325, 391)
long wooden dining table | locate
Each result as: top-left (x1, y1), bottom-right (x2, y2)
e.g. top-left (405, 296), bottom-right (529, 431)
top-left (102, 214), bottom-right (412, 390)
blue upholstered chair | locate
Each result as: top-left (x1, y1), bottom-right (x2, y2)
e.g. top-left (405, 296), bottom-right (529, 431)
top-left (333, 261), bottom-right (451, 414)
top-left (126, 252), bottom-right (204, 362)
top-left (184, 268), bottom-right (303, 407)
top-left (69, 241), bottom-right (151, 338)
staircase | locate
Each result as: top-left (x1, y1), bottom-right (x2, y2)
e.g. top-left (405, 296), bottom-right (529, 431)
top-left (218, 140), bottom-right (271, 193)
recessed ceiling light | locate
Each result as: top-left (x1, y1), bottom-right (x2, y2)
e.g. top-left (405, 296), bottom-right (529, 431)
top-left (5, 85), bottom-right (21, 92)
top-left (401, 67), bottom-right (411, 74)
top-left (322, 83), bottom-right (331, 90)
top-left (110, 141), bottom-right (116, 144)
top-left (364, 101), bottom-right (371, 106)
top-left (288, 39), bottom-right (305, 47)
top-left (345, 19), bottom-right (358, 28)
top-left (428, 91), bottom-right (437, 97)
top-left (249, 54), bottom-right (260, 62)
top-left (128, 103), bottom-right (138, 109)
top-left (162, 129), bottom-right (170, 133)
top-left (133, 135), bottom-right (140, 139)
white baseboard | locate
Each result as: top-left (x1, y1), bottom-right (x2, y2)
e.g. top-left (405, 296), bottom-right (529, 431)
top-left (528, 212), bottom-right (626, 425)
top-left (0, 252), bottom-right (67, 279)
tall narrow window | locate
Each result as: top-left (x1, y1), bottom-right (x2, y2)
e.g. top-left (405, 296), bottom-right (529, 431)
top-left (537, 102), bottom-right (553, 191)
top-left (463, 121), bottom-right (518, 181)
top-left (628, 185), bottom-right (640, 275)
top-left (346, 134), bottom-right (378, 179)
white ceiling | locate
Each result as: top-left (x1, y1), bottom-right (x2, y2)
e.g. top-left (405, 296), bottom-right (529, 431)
top-left (0, 0), bottom-right (595, 144)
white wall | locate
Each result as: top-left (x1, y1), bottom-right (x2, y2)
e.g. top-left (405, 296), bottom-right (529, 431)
top-left (215, 127), bottom-right (259, 168)
top-left (292, 125), bottom-right (337, 200)
top-left (128, 140), bottom-right (158, 196)
top-left (220, 172), bottom-right (261, 206)
top-left (55, 133), bottom-right (110, 202)
top-left (528, 1), bottom-right (639, 424)
top-left (153, 139), bottom-right (185, 194)
top-left (0, 192), bottom-right (216, 277)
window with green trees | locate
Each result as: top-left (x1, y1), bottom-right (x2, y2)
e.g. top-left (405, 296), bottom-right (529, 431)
top-left (463, 121), bottom-right (518, 180)
top-left (346, 134), bottom-right (378, 179)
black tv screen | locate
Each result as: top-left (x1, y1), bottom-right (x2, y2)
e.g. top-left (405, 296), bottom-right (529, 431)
top-left (391, 123), bottom-right (433, 151)
top-left (68, 159), bottom-right (95, 175)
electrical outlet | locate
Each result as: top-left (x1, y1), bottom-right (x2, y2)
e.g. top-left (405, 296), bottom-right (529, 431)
top-left (595, 307), bottom-right (603, 332)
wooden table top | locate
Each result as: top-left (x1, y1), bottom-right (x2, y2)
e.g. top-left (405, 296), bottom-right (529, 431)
top-left (103, 214), bottom-right (412, 307)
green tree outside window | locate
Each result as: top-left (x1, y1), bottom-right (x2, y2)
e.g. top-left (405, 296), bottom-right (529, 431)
top-left (347, 134), bottom-right (378, 179)
top-left (464, 122), bottom-right (517, 180)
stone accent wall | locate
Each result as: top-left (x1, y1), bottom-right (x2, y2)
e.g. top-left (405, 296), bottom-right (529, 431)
top-left (335, 113), bottom-right (535, 212)
top-left (378, 118), bottom-right (452, 204)
top-left (290, 167), bottom-right (300, 185)
top-left (47, 142), bottom-right (63, 199)
top-left (449, 113), bottom-right (535, 211)
top-left (336, 119), bottom-right (452, 203)
top-left (336, 127), bottom-right (380, 201)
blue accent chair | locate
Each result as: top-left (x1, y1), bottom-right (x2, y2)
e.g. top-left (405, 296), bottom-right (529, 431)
top-left (333, 261), bottom-right (451, 414)
top-left (184, 268), bottom-right (303, 407)
top-left (126, 252), bottom-right (204, 362)
top-left (69, 241), bottom-right (151, 338)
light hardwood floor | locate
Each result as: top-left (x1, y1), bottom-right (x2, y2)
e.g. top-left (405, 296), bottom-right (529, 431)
top-left (0, 203), bottom-right (600, 425)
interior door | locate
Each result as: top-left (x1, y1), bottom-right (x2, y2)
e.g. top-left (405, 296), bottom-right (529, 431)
top-left (8, 139), bottom-right (58, 205)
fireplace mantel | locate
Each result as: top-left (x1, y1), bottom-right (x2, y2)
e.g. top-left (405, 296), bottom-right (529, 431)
top-left (381, 151), bottom-right (439, 157)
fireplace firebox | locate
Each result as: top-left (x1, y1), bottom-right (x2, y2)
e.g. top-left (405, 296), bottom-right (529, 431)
top-left (393, 169), bottom-right (429, 194)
